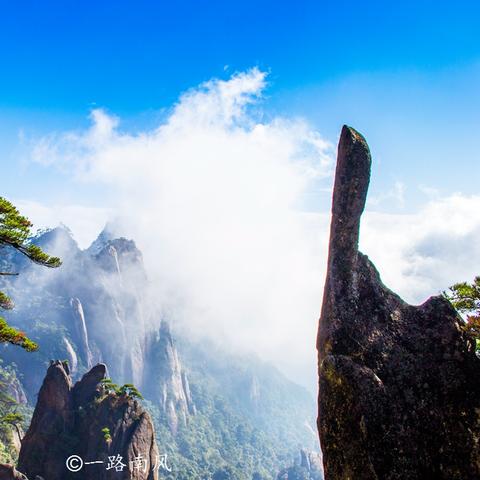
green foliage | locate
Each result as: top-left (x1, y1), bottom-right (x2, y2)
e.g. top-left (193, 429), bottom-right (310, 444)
top-left (138, 340), bottom-right (319, 479)
top-left (100, 378), bottom-right (118, 395)
top-left (0, 292), bottom-right (13, 310)
top-left (445, 276), bottom-right (480, 351)
top-left (0, 197), bottom-right (61, 267)
top-left (212, 465), bottom-right (243, 479)
top-left (446, 276), bottom-right (480, 312)
top-left (1, 412), bottom-right (24, 427)
top-left (101, 427), bottom-right (112, 443)
top-left (0, 196), bottom-right (61, 351)
top-left (118, 383), bottom-right (143, 399)
top-left (0, 361), bottom-right (32, 464)
top-left (143, 384), bottom-right (284, 480)
top-left (100, 378), bottom-right (143, 400)
top-left (277, 465), bottom-right (310, 480)
top-left (0, 439), bottom-right (15, 465)
top-left (0, 317), bottom-right (38, 352)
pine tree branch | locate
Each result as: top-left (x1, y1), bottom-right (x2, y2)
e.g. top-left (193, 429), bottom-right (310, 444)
top-left (0, 237), bottom-right (61, 268)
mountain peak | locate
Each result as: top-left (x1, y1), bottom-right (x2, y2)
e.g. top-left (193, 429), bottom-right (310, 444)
top-left (17, 361), bottom-right (159, 480)
top-left (31, 225), bottom-right (79, 254)
top-left (86, 222), bottom-right (118, 255)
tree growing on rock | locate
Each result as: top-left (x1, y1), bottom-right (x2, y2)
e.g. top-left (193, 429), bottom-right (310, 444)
top-left (445, 276), bottom-right (480, 352)
top-left (100, 378), bottom-right (144, 400)
top-left (0, 197), bottom-right (61, 351)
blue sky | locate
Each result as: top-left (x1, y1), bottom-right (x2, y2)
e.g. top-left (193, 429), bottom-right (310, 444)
top-left (1, 0), bottom-right (480, 211)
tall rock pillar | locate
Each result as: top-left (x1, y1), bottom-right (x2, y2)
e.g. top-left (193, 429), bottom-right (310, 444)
top-left (317, 126), bottom-right (480, 479)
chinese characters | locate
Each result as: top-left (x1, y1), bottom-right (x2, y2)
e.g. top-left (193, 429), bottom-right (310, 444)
top-left (66, 453), bottom-right (172, 474)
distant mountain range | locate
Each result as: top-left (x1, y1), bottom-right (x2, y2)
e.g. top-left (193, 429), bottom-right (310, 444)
top-left (0, 226), bottom-right (322, 479)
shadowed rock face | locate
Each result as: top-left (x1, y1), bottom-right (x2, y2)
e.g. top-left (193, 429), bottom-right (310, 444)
top-left (317, 126), bottom-right (480, 480)
top-left (17, 361), bottom-right (73, 480)
top-left (18, 361), bottom-right (159, 480)
top-left (0, 464), bottom-right (28, 480)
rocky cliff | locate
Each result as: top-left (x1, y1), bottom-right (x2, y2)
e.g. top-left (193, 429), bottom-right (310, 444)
top-left (0, 226), bottom-right (195, 434)
top-left (17, 361), bottom-right (159, 480)
top-left (317, 126), bottom-right (480, 479)
top-left (0, 224), bottom-right (319, 479)
top-left (143, 321), bottom-right (195, 434)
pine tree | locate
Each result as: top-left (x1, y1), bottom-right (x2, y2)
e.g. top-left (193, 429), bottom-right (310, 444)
top-left (445, 276), bottom-right (480, 352)
top-left (0, 197), bottom-right (61, 351)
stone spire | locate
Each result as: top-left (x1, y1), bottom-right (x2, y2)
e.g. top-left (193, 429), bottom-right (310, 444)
top-left (317, 126), bottom-right (480, 479)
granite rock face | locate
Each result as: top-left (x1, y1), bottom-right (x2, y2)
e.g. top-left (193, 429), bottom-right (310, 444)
top-left (143, 321), bottom-right (196, 434)
top-left (317, 126), bottom-right (480, 479)
top-left (17, 361), bottom-right (159, 480)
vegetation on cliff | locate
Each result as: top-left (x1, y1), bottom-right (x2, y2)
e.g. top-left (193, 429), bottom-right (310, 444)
top-left (445, 276), bottom-right (480, 351)
top-left (142, 339), bottom-right (318, 480)
top-left (18, 361), bottom-right (159, 480)
top-left (0, 226), bottom-right (318, 479)
top-left (100, 378), bottom-right (143, 400)
top-left (0, 362), bottom-right (32, 464)
top-left (0, 197), bottom-right (61, 351)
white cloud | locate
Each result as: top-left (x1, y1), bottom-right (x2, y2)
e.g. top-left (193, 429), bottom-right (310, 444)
top-left (14, 199), bottom-right (112, 249)
top-left (30, 68), bottom-right (480, 391)
top-left (367, 180), bottom-right (405, 207)
top-left (361, 193), bottom-right (480, 304)
top-left (32, 69), bottom-right (334, 389)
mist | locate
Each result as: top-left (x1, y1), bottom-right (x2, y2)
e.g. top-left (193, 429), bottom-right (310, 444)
top-left (25, 68), bottom-right (480, 391)
top-left (28, 69), bottom-right (332, 389)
